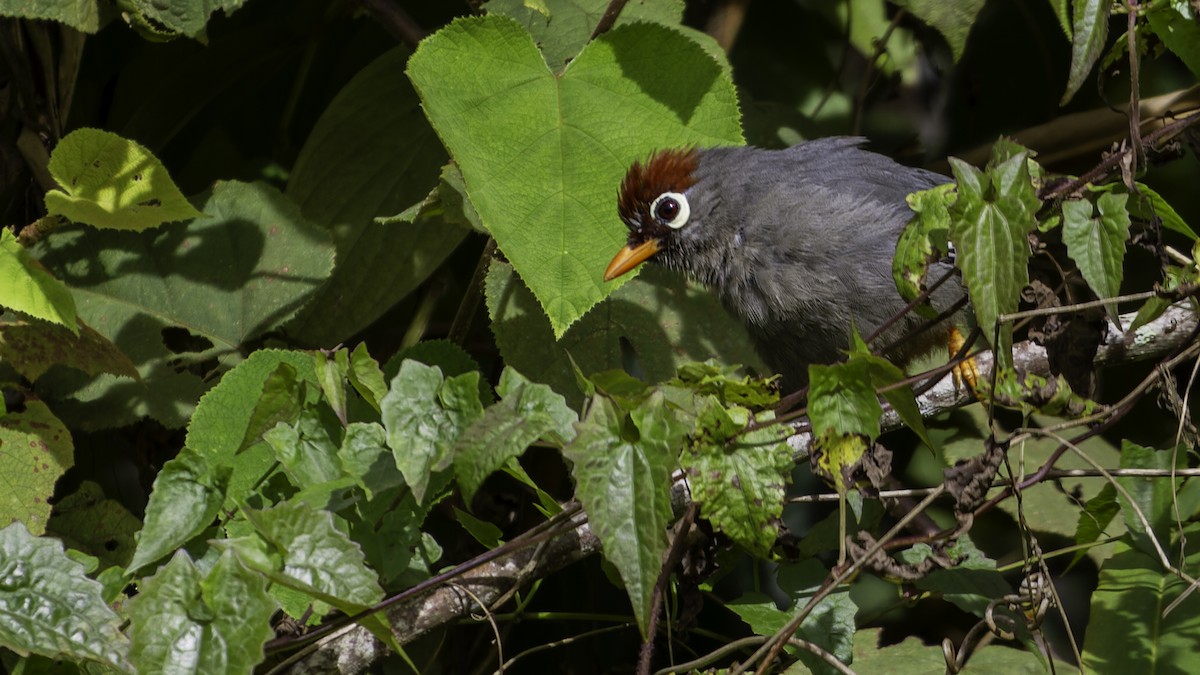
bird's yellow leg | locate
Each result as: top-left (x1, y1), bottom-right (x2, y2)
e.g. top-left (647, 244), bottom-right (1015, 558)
top-left (949, 326), bottom-right (980, 394)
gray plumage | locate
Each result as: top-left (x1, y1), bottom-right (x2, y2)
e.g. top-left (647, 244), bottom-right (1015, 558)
top-left (620, 137), bottom-right (962, 388)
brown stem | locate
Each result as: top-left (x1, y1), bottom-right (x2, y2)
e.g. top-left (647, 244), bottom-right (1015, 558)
top-left (589, 0), bottom-right (630, 41)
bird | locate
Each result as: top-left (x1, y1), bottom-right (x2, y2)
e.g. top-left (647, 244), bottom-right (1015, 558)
top-left (603, 137), bottom-right (965, 390)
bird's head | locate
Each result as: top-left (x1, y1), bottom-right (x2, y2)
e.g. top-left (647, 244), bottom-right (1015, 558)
top-left (604, 148), bottom-right (703, 282)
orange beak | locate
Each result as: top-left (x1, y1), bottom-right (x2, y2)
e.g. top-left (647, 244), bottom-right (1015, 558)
top-left (604, 238), bottom-right (662, 282)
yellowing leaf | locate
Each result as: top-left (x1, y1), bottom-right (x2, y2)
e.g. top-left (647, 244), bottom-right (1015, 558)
top-left (44, 128), bottom-right (202, 231)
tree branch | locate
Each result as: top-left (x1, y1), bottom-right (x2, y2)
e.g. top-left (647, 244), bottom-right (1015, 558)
top-left (286, 302), bottom-right (1195, 673)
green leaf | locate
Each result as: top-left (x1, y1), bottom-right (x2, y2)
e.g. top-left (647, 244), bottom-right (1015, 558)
top-left (893, 183), bottom-right (955, 317)
top-left (669, 360), bottom-right (778, 409)
top-left (1116, 441), bottom-right (1179, 558)
top-left (948, 151), bottom-right (1038, 367)
top-left (853, 628), bottom-right (1051, 673)
top-left (681, 400), bottom-right (791, 556)
top-left (0, 0), bottom-right (105, 32)
top-left (185, 349), bottom-right (318, 507)
top-left (264, 408), bottom-right (343, 491)
top-left (408, 16), bottom-right (743, 337)
top-left (313, 349), bottom-right (350, 425)
top-left (453, 505), bottom-right (504, 549)
top-left (348, 343), bottom-right (388, 413)
top-left (1128, 182), bottom-right (1196, 240)
top-left (1050, 0), bottom-right (1073, 38)
top-left (0, 399), bottom-right (74, 535)
top-left (0, 522), bottom-right (130, 670)
top-left (1061, 0), bottom-right (1113, 104)
top-left (483, 0), bottom-right (685, 71)
top-left (45, 481), bottom-right (141, 570)
top-left (375, 163), bottom-right (484, 234)
top-left (891, 0), bottom-right (986, 61)
top-left (238, 500), bottom-right (384, 610)
top-left (1062, 191), bottom-right (1130, 310)
top-left (0, 229), bottom-right (77, 333)
top-left (848, 332), bottom-right (934, 450)
top-left (44, 128), bottom-right (202, 230)
top-left (808, 360), bottom-right (882, 440)
top-left (1147, 3), bottom-right (1200, 81)
top-left (563, 394), bottom-right (677, 636)
top-left (1130, 263), bottom-right (1196, 332)
top-left (128, 550), bottom-right (275, 675)
top-left (486, 259), bottom-right (760, 406)
top-left (728, 560), bottom-right (855, 675)
top-left (384, 339), bottom-right (482, 384)
top-left (349, 483), bottom-right (440, 588)
top-left (904, 538), bottom-right (1010, 617)
top-left (34, 181), bottom-right (333, 430)
top-left (286, 46), bottom-right (465, 346)
top-left (337, 422), bottom-right (394, 498)
top-left (454, 367), bottom-right (577, 502)
top-left (129, 446), bottom-right (230, 573)
top-left (118, 0), bottom-right (246, 40)
top-left (0, 315), bottom-right (137, 382)
top-left (381, 360), bottom-right (484, 504)
top-left (1082, 530), bottom-right (1200, 672)
top-left (236, 362), bottom-right (304, 454)
top-left (1071, 482), bottom-right (1120, 569)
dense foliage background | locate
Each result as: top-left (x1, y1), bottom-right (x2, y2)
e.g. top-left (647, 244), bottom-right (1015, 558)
top-left (1, 0), bottom-right (1199, 673)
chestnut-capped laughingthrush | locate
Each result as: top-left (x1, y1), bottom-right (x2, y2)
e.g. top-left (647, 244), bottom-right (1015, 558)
top-left (604, 137), bottom-right (964, 389)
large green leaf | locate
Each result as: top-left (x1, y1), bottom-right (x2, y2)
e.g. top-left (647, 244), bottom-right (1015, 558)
top-left (408, 16), bottom-right (743, 337)
top-left (485, 260), bottom-right (761, 405)
top-left (0, 400), bottom-right (74, 535)
top-left (484, 0), bottom-right (685, 71)
top-left (44, 128), bottom-right (202, 231)
top-left (0, 522), bottom-right (130, 671)
top-left (286, 46), bottom-right (465, 346)
top-left (34, 181), bottom-right (333, 430)
top-left (1082, 530), bottom-right (1200, 673)
top-left (563, 393), bottom-right (682, 636)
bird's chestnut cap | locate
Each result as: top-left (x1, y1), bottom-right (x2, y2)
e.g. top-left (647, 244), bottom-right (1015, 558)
top-left (605, 148), bottom-right (700, 281)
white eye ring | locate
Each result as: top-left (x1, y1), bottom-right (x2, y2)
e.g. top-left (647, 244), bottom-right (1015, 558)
top-left (650, 192), bottom-right (690, 229)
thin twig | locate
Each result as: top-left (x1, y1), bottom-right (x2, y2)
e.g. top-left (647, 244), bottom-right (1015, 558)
top-left (354, 0), bottom-right (427, 48)
top-left (588, 0), bottom-right (629, 41)
top-left (734, 486), bottom-right (946, 674)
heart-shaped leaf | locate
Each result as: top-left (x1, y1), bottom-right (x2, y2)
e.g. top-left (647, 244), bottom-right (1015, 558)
top-left (408, 16), bottom-right (743, 336)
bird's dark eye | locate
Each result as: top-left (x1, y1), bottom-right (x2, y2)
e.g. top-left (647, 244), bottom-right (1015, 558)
top-left (656, 198), bottom-right (679, 221)
top-left (650, 191), bottom-right (690, 229)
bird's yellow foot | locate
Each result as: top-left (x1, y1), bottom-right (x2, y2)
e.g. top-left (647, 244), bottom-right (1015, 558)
top-left (948, 326), bottom-right (981, 395)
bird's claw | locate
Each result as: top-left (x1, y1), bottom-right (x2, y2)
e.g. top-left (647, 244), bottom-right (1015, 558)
top-left (948, 326), bottom-right (981, 395)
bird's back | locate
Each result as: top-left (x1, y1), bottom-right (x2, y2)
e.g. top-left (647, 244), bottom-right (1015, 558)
top-left (689, 138), bottom-right (959, 387)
